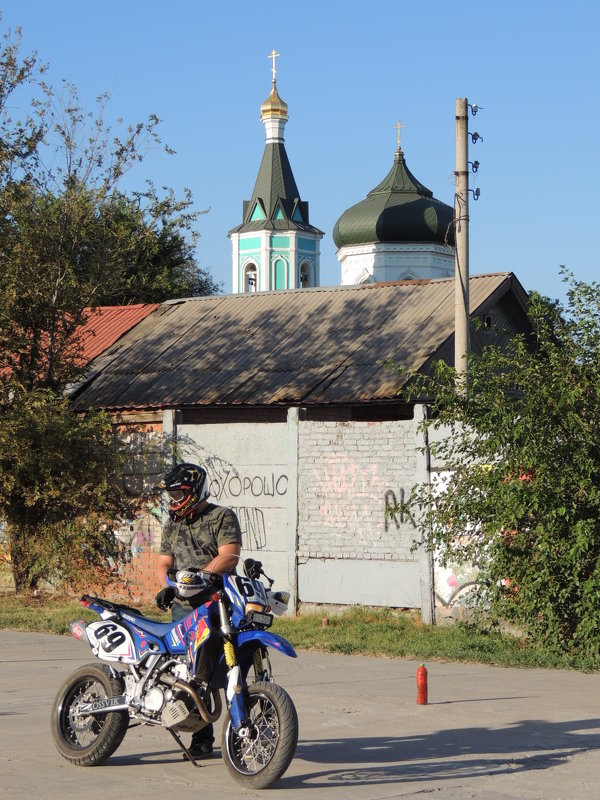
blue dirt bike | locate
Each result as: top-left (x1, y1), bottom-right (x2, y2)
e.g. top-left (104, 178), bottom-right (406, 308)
top-left (51, 558), bottom-right (298, 789)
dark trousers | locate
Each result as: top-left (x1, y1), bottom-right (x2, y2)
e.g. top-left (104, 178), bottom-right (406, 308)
top-left (171, 602), bottom-right (214, 745)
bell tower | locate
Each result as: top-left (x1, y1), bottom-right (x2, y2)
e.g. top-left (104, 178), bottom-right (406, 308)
top-left (229, 51), bottom-right (323, 293)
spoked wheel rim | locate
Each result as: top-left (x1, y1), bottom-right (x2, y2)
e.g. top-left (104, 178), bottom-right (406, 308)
top-left (225, 692), bottom-right (280, 775)
top-left (58, 677), bottom-right (109, 749)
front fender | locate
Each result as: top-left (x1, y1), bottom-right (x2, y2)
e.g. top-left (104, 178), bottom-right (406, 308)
top-left (237, 629), bottom-right (297, 658)
top-left (209, 630), bottom-right (297, 689)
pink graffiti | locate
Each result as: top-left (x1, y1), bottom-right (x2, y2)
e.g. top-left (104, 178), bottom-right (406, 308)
top-left (313, 456), bottom-right (386, 538)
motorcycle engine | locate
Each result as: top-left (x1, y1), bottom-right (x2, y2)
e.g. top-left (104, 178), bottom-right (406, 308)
top-left (143, 686), bottom-right (166, 713)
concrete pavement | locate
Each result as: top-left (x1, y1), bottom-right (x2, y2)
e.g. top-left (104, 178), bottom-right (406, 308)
top-left (1, 630), bottom-right (600, 799)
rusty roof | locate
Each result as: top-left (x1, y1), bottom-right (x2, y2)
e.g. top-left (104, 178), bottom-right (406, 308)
top-left (71, 274), bottom-right (529, 411)
top-left (77, 305), bottom-right (159, 364)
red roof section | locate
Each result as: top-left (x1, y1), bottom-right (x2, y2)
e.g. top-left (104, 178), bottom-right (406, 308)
top-left (78, 305), bottom-right (159, 363)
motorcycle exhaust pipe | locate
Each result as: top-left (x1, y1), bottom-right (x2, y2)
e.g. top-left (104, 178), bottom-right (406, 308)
top-left (171, 679), bottom-right (222, 724)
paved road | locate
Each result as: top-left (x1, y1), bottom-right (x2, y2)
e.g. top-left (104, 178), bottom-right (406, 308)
top-left (1, 630), bottom-right (600, 799)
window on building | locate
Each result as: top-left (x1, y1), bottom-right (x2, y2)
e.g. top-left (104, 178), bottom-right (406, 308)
top-left (244, 263), bottom-right (258, 292)
top-left (250, 202), bottom-right (265, 221)
top-left (299, 261), bottom-right (313, 288)
top-left (274, 258), bottom-right (287, 290)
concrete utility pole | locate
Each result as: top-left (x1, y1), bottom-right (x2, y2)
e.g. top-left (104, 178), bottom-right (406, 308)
top-left (454, 97), bottom-right (470, 388)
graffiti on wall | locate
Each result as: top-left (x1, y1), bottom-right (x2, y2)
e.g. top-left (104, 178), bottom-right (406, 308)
top-left (384, 488), bottom-right (415, 531)
top-left (230, 506), bottom-right (267, 551)
top-left (112, 506), bottom-right (162, 562)
top-left (313, 456), bottom-right (405, 541)
top-left (210, 470), bottom-right (288, 503)
top-left (435, 558), bottom-right (479, 610)
top-left (178, 444), bottom-right (287, 553)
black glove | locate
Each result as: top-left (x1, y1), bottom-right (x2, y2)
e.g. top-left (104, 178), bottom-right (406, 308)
top-left (155, 586), bottom-right (175, 611)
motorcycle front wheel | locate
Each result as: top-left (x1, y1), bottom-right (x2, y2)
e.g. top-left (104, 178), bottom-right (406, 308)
top-left (51, 663), bottom-right (129, 766)
top-left (221, 680), bottom-right (298, 789)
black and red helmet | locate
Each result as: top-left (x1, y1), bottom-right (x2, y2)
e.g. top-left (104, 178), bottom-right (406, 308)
top-left (160, 463), bottom-right (210, 521)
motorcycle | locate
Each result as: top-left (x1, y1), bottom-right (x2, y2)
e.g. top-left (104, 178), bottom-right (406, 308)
top-left (51, 558), bottom-right (298, 789)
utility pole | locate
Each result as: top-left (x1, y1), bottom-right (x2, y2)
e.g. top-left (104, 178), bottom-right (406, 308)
top-left (454, 97), bottom-right (470, 389)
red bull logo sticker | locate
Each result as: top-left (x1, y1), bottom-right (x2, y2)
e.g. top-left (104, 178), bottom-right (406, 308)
top-left (194, 618), bottom-right (210, 651)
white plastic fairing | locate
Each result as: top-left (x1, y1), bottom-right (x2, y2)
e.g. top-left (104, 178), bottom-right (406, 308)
top-left (86, 620), bottom-right (137, 663)
top-left (267, 590), bottom-right (290, 616)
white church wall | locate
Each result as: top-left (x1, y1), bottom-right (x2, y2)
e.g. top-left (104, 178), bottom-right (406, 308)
top-left (339, 242), bottom-right (455, 285)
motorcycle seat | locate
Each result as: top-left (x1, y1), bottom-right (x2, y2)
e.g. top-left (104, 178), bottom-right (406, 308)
top-left (121, 614), bottom-right (181, 637)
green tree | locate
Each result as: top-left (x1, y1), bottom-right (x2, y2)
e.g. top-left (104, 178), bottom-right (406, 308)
top-left (85, 188), bottom-right (220, 305)
top-left (0, 391), bottom-right (123, 592)
top-left (406, 271), bottom-right (600, 657)
top-left (0, 27), bottom-right (200, 591)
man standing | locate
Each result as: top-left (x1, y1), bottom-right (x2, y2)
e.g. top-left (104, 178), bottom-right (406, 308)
top-left (155, 462), bottom-right (242, 760)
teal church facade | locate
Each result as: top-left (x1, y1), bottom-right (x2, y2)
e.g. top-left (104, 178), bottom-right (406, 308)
top-left (229, 55), bottom-right (323, 293)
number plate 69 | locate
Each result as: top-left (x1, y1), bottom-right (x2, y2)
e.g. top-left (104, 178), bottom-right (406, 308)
top-left (86, 620), bottom-right (135, 662)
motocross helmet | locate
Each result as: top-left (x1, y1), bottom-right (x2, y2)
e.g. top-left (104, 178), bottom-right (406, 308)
top-left (160, 462), bottom-right (210, 521)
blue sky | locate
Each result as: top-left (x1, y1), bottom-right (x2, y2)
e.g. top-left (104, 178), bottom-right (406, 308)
top-left (1, 1), bottom-right (598, 303)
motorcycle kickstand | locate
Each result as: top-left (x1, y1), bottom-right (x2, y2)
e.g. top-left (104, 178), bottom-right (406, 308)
top-left (167, 729), bottom-right (202, 768)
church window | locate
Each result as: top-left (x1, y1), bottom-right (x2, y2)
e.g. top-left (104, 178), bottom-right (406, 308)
top-left (244, 263), bottom-right (258, 292)
top-left (274, 258), bottom-right (287, 290)
top-left (273, 202), bottom-right (285, 220)
top-left (299, 261), bottom-right (313, 288)
top-left (292, 205), bottom-right (303, 222)
top-left (250, 203), bottom-right (266, 221)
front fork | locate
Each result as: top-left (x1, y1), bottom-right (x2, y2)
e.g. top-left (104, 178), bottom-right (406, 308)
top-left (220, 597), bottom-right (248, 732)
top-left (253, 647), bottom-right (273, 682)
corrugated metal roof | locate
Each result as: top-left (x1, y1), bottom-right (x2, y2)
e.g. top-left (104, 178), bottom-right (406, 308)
top-left (77, 305), bottom-right (159, 363)
top-left (71, 274), bottom-right (528, 411)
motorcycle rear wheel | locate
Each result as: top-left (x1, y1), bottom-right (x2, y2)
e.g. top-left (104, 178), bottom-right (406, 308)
top-left (51, 663), bottom-right (129, 766)
top-left (221, 680), bottom-right (298, 789)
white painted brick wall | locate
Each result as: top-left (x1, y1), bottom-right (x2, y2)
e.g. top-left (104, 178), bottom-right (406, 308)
top-left (298, 419), bottom-right (421, 562)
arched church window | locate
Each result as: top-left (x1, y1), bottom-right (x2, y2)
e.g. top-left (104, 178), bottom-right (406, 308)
top-left (299, 261), bottom-right (313, 288)
top-left (244, 263), bottom-right (258, 292)
top-left (274, 258), bottom-right (287, 290)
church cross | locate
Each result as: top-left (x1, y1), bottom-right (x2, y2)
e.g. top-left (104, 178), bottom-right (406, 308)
top-left (394, 120), bottom-right (405, 150)
top-left (268, 49), bottom-right (280, 82)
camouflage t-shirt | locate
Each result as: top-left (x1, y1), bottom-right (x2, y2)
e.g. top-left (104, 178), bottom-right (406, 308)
top-left (160, 503), bottom-right (242, 572)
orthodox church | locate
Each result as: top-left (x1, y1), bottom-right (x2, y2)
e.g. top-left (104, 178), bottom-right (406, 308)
top-left (229, 52), bottom-right (456, 292)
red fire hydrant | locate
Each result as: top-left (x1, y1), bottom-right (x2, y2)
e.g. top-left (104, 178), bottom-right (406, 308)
top-left (416, 663), bottom-right (428, 705)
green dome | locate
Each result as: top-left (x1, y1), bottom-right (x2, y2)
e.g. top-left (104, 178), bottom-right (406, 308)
top-left (333, 149), bottom-right (455, 249)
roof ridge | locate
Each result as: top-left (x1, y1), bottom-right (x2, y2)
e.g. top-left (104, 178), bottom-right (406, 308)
top-left (159, 272), bottom-right (514, 305)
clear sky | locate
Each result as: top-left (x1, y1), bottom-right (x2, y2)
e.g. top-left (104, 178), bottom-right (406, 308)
top-left (1, 1), bottom-right (598, 304)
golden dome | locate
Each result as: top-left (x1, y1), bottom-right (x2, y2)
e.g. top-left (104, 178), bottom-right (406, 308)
top-left (260, 82), bottom-right (288, 121)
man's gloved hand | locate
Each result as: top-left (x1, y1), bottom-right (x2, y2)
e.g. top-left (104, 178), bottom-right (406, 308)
top-left (155, 586), bottom-right (176, 611)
